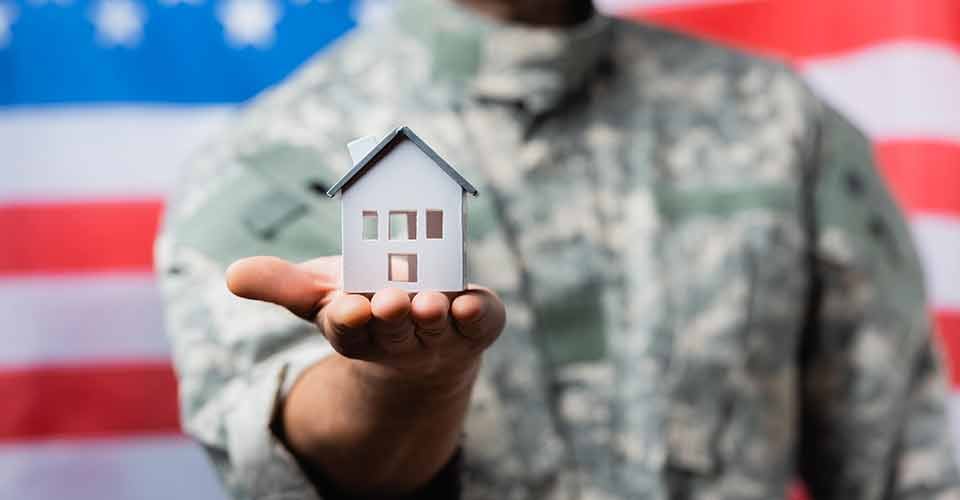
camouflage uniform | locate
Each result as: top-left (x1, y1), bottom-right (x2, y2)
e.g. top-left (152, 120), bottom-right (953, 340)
top-left (155, 0), bottom-right (960, 498)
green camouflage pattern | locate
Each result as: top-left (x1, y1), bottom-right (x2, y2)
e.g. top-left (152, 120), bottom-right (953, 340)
top-left (155, 0), bottom-right (960, 498)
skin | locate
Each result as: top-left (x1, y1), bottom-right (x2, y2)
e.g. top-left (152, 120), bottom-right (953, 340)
top-left (226, 2), bottom-right (595, 495)
top-left (457, 0), bottom-right (595, 26)
top-left (227, 256), bottom-right (505, 495)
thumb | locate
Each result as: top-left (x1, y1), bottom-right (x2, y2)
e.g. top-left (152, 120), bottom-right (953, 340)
top-left (226, 256), bottom-right (339, 320)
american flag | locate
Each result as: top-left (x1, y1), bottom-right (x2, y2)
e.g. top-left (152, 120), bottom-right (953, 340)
top-left (1, 0), bottom-right (957, 498)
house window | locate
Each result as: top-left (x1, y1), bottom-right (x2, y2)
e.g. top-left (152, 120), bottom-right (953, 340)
top-left (388, 253), bottom-right (418, 282)
top-left (426, 210), bottom-right (443, 239)
top-left (362, 211), bottom-right (378, 240)
top-left (389, 211), bottom-right (417, 240)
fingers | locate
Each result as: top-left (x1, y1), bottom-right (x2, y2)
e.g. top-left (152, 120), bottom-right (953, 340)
top-left (450, 286), bottom-right (505, 347)
top-left (410, 292), bottom-right (452, 349)
top-left (323, 287), bottom-right (504, 361)
top-left (227, 255), bottom-right (506, 365)
top-left (369, 288), bottom-right (420, 355)
top-left (321, 294), bottom-right (374, 358)
top-left (226, 256), bottom-right (337, 320)
top-left (317, 289), bottom-right (423, 360)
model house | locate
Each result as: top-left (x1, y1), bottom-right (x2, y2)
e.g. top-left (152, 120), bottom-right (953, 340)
top-left (327, 126), bottom-right (478, 293)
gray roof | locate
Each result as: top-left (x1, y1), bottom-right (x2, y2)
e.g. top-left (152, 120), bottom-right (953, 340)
top-left (326, 126), bottom-right (479, 197)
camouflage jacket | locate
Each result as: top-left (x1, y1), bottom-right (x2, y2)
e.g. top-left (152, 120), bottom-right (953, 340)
top-left (156, 1), bottom-right (960, 498)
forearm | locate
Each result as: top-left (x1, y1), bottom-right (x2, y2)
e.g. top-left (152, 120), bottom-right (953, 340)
top-left (283, 354), bottom-right (478, 496)
top-left (224, 260), bottom-right (504, 495)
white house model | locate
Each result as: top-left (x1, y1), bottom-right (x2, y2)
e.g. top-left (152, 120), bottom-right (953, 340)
top-left (327, 127), bottom-right (478, 293)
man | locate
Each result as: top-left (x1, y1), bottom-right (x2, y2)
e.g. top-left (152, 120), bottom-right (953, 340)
top-left (155, 0), bottom-right (960, 498)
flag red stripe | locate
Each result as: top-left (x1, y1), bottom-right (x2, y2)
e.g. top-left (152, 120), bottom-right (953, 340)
top-left (876, 141), bottom-right (960, 217)
top-left (937, 311), bottom-right (960, 387)
top-left (0, 200), bottom-right (162, 275)
top-left (789, 482), bottom-right (809, 500)
top-left (0, 362), bottom-right (180, 442)
top-left (629, 0), bottom-right (960, 60)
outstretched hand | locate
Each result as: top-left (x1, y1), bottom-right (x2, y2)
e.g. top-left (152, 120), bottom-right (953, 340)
top-left (225, 255), bottom-right (505, 381)
top-left (223, 255), bottom-right (505, 494)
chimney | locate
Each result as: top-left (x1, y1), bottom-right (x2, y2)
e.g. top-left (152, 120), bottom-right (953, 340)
top-left (347, 135), bottom-right (379, 165)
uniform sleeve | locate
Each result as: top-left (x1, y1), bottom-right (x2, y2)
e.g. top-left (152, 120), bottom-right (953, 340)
top-left (798, 104), bottom-right (960, 499)
top-left (155, 139), bottom-right (341, 500)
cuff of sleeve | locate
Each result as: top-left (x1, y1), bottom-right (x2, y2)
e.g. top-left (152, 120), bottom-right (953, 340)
top-left (304, 448), bottom-right (464, 500)
top-left (223, 340), bottom-right (333, 500)
top-left (264, 347), bottom-right (464, 500)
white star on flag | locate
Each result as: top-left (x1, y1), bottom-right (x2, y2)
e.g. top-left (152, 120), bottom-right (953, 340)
top-left (0, 2), bottom-right (17, 49)
top-left (217, 0), bottom-right (281, 49)
top-left (91, 0), bottom-right (146, 47)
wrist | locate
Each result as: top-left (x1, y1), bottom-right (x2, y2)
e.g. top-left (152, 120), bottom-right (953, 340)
top-left (282, 354), bottom-right (477, 494)
top-left (346, 355), bottom-right (481, 403)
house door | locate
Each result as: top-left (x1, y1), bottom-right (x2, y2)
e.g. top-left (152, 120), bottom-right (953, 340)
top-left (388, 253), bottom-right (418, 283)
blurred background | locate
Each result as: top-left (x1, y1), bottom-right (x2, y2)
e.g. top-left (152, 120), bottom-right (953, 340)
top-left (1, 0), bottom-right (957, 498)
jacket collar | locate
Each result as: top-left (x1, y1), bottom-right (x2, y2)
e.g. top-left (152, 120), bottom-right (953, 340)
top-left (393, 0), bottom-right (614, 114)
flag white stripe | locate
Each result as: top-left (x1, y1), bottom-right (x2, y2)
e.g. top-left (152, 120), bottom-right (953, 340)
top-left (0, 275), bottom-right (169, 367)
top-left (0, 106), bottom-right (233, 203)
top-left (1, 46), bottom-right (958, 202)
top-left (946, 394), bottom-right (960, 465)
top-left (803, 42), bottom-right (960, 142)
top-left (0, 437), bottom-right (227, 500)
top-left (912, 215), bottom-right (960, 311)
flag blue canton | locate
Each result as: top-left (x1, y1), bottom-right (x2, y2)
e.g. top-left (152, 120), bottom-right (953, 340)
top-left (0, 0), bottom-right (360, 105)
